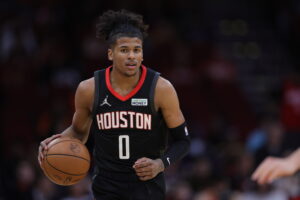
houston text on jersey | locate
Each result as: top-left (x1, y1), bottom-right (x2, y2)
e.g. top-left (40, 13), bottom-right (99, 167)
top-left (96, 111), bottom-right (152, 130)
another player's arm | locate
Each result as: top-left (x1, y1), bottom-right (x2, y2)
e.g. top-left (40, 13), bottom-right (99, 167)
top-left (38, 78), bottom-right (94, 166)
top-left (252, 148), bottom-right (300, 184)
top-left (133, 77), bottom-right (190, 181)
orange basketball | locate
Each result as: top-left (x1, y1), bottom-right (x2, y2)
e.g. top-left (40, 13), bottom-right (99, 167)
top-left (41, 137), bottom-right (91, 186)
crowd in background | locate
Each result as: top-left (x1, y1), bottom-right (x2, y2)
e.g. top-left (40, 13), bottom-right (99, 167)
top-left (1, 0), bottom-right (300, 199)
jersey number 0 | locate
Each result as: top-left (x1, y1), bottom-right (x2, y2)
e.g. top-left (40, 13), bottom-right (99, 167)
top-left (118, 135), bottom-right (130, 159)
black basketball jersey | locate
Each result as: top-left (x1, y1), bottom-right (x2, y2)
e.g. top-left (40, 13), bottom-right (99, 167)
top-left (91, 65), bottom-right (166, 174)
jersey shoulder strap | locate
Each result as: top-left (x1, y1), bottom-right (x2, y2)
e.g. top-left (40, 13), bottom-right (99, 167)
top-left (92, 69), bottom-right (106, 116)
top-left (147, 68), bottom-right (160, 114)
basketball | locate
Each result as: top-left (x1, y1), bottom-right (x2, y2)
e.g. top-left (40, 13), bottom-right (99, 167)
top-left (41, 137), bottom-right (91, 186)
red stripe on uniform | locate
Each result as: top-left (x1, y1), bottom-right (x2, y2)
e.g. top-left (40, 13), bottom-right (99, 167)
top-left (105, 65), bottom-right (147, 101)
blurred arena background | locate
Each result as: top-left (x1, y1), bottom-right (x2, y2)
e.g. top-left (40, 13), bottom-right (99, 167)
top-left (1, 0), bottom-right (300, 199)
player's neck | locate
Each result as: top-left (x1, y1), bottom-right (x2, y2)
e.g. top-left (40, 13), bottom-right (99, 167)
top-left (110, 67), bottom-right (141, 93)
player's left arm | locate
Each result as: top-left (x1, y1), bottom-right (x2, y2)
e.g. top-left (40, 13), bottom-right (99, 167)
top-left (133, 77), bottom-right (190, 181)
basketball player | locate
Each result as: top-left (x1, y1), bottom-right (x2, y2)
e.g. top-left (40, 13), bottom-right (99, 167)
top-left (38, 10), bottom-right (190, 200)
top-left (252, 148), bottom-right (300, 185)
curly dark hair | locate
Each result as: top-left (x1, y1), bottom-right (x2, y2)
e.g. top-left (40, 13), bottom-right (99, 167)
top-left (96, 10), bottom-right (149, 46)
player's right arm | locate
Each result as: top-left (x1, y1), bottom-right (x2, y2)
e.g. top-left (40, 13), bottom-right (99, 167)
top-left (38, 78), bottom-right (94, 166)
top-left (252, 148), bottom-right (300, 184)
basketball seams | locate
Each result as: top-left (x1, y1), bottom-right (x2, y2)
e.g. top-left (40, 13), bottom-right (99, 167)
top-left (45, 157), bottom-right (89, 176)
top-left (42, 159), bottom-right (86, 186)
top-left (47, 154), bottom-right (90, 162)
top-left (48, 139), bottom-right (87, 151)
top-left (42, 161), bottom-right (52, 180)
top-left (46, 139), bottom-right (90, 160)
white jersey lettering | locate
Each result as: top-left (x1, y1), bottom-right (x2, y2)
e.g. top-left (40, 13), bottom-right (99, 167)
top-left (112, 112), bottom-right (119, 128)
top-left (136, 113), bottom-right (143, 129)
top-left (119, 111), bottom-right (127, 128)
top-left (104, 113), bottom-right (111, 129)
top-left (144, 114), bottom-right (151, 130)
top-left (127, 111), bottom-right (135, 129)
top-left (96, 114), bottom-right (104, 130)
top-left (96, 111), bottom-right (152, 130)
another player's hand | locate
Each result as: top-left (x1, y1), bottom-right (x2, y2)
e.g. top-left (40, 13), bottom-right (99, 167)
top-left (133, 157), bottom-right (165, 181)
top-left (251, 156), bottom-right (297, 185)
top-left (38, 134), bottom-right (62, 167)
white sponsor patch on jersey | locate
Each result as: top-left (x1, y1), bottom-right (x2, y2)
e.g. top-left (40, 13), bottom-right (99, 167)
top-left (131, 98), bottom-right (148, 106)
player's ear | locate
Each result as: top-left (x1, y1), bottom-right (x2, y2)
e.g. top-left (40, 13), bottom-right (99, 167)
top-left (108, 49), bottom-right (113, 61)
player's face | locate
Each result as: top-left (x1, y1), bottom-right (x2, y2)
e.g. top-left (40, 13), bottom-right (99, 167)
top-left (108, 37), bottom-right (143, 77)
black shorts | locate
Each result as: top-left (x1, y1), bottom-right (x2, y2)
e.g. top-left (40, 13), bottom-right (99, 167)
top-left (92, 170), bottom-right (165, 200)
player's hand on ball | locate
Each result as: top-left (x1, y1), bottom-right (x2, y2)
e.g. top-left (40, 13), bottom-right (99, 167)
top-left (252, 156), bottom-right (297, 185)
top-left (38, 134), bottom-right (62, 166)
top-left (133, 157), bottom-right (165, 181)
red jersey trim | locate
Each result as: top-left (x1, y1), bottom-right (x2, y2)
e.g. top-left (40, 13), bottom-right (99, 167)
top-left (105, 65), bottom-right (147, 101)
